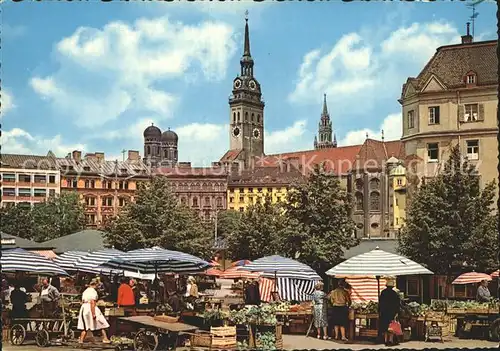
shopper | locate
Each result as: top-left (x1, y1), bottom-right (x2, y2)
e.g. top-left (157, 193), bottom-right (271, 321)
top-left (312, 282), bottom-right (329, 340)
top-left (10, 283), bottom-right (29, 319)
top-left (77, 279), bottom-right (111, 344)
top-left (378, 278), bottom-right (401, 346)
top-left (329, 280), bottom-right (351, 342)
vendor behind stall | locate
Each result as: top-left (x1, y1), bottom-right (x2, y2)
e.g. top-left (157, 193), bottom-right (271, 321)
top-left (40, 278), bottom-right (60, 317)
top-left (185, 276), bottom-right (199, 310)
top-left (118, 277), bottom-right (136, 311)
top-left (244, 278), bottom-right (261, 306)
top-left (477, 279), bottom-right (491, 302)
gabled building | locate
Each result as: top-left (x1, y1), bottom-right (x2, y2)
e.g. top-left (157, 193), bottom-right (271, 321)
top-left (400, 26), bottom-right (497, 192)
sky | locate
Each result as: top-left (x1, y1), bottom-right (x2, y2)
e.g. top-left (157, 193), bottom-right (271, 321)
top-left (1, 0), bottom-right (497, 166)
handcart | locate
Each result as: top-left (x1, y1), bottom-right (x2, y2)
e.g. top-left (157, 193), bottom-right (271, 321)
top-left (118, 315), bottom-right (198, 351)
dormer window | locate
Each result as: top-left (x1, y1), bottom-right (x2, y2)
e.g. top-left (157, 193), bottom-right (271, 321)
top-left (466, 74), bottom-right (475, 84)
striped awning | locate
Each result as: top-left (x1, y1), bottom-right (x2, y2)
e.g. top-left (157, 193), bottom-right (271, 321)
top-left (491, 270), bottom-right (499, 278)
top-left (232, 260), bottom-right (251, 267)
top-left (259, 278), bottom-right (317, 302)
top-left (100, 247), bottom-right (210, 275)
top-left (1, 248), bottom-right (69, 276)
top-left (326, 247), bottom-right (433, 277)
top-left (346, 277), bottom-right (388, 303)
top-left (240, 255), bottom-right (321, 281)
top-left (75, 249), bottom-right (125, 274)
top-left (452, 272), bottom-right (492, 285)
top-left (205, 268), bottom-right (223, 277)
top-left (54, 251), bottom-right (90, 271)
top-left (31, 250), bottom-right (57, 259)
top-left (219, 267), bottom-right (260, 279)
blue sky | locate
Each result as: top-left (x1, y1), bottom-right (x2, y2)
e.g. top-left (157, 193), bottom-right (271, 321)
top-left (1, 0), bottom-right (496, 166)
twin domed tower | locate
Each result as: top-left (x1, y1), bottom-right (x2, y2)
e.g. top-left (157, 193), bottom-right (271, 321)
top-left (143, 124), bottom-right (178, 166)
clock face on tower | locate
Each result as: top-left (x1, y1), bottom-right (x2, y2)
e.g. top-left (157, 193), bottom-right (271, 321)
top-left (233, 79), bottom-right (242, 89)
top-left (249, 80), bottom-right (257, 90)
top-left (253, 129), bottom-right (260, 139)
top-left (232, 127), bottom-right (240, 137)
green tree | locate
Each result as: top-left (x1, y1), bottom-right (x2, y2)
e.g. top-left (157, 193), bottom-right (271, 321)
top-left (398, 145), bottom-right (498, 294)
top-left (224, 197), bottom-right (289, 260)
top-left (104, 176), bottom-right (213, 259)
top-left (32, 192), bottom-right (86, 242)
top-left (0, 192), bottom-right (85, 242)
top-left (283, 165), bottom-right (358, 274)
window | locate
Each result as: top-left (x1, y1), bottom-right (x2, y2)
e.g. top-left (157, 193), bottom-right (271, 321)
top-left (428, 106), bottom-right (440, 124)
top-left (102, 197), bottom-right (113, 207)
top-left (85, 180), bottom-right (95, 188)
top-left (370, 192), bottom-right (380, 211)
top-left (34, 175), bottom-right (47, 183)
top-left (33, 189), bottom-right (46, 198)
top-left (147, 145), bottom-right (151, 155)
top-left (18, 174), bottom-right (31, 183)
top-left (49, 189), bottom-right (56, 197)
top-left (466, 140), bottom-right (479, 160)
top-left (216, 198), bottom-right (223, 207)
top-left (3, 188), bottom-right (15, 196)
top-left (245, 112), bottom-right (248, 121)
top-left (407, 110), bottom-right (415, 129)
top-left (119, 181), bottom-right (129, 190)
top-left (237, 112), bottom-right (240, 122)
top-left (355, 192), bottom-right (363, 211)
top-left (257, 188), bottom-right (262, 193)
top-left (239, 196), bottom-right (244, 202)
top-left (229, 197), bottom-right (234, 203)
top-left (102, 181), bottom-right (112, 189)
top-left (397, 178), bottom-right (403, 186)
top-left (119, 198), bottom-right (126, 207)
top-left (464, 104), bottom-right (479, 122)
top-left (248, 188), bottom-right (253, 193)
top-left (239, 207), bottom-right (244, 212)
top-left (18, 188), bottom-right (31, 197)
top-left (233, 112), bottom-right (236, 123)
top-left (355, 178), bottom-right (363, 190)
top-left (85, 197), bottom-right (96, 206)
top-left (239, 188), bottom-right (244, 193)
top-left (192, 197), bottom-right (198, 207)
top-left (181, 197), bottom-right (187, 206)
top-left (427, 143), bottom-right (439, 162)
top-left (251, 113), bottom-right (255, 122)
top-left (257, 114), bottom-right (261, 123)
top-left (204, 197), bottom-right (211, 206)
top-left (49, 175), bottom-right (56, 184)
top-left (83, 166), bottom-right (91, 172)
top-left (370, 178), bottom-right (380, 190)
top-left (466, 74), bottom-right (476, 84)
top-left (3, 174), bottom-right (15, 183)
top-left (395, 198), bottom-right (399, 206)
top-left (86, 214), bottom-right (96, 225)
top-left (276, 196), bottom-right (281, 202)
top-left (267, 188), bottom-right (272, 193)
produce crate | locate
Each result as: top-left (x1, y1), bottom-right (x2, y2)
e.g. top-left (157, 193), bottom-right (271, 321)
top-left (255, 324), bottom-right (283, 349)
top-left (154, 314), bottom-right (179, 323)
top-left (190, 331), bottom-right (212, 348)
top-left (358, 328), bottom-right (378, 337)
top-left (105, 307), bottom-right (125, 317)
top-left (447, 308), bottom-right (466, 314)
top-left (210, 326), bottom-right (237, 348)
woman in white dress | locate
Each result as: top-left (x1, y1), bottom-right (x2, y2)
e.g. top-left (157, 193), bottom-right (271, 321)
top-left (77, 279), bottom-right (111, 344)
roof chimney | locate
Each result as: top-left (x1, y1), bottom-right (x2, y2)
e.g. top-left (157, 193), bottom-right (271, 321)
top-left (95, 152), bottom-right (105, 162)
top-left (127, 150), bottom-right (140, 161)
top-left (461, 22), bottom-right (473, 44)
top-left (72, 150), bottom-right (82, 162)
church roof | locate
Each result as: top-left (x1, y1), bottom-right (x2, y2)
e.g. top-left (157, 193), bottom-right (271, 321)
top-left (401, 40), bottom-right (497, 98)
top-left (220, 149), bottom-right (243, 163)
top-left (354, 139), bottom-right (405, 171)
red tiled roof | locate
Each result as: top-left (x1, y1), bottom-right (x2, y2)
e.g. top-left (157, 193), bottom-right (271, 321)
top-left (354, 139), bottom-right (405, 171)
top-left (229, 166), bottom-right (305, 186)
top-left (256, 145), bottom-right (363, 175)
top-left (220, 149), bottom-right (242, 162)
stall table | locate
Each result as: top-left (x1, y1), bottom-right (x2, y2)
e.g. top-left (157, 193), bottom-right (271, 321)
top-left (276, 311), bottom-right (312, 335)
top-left (349, 313), bottom-right (379, 340)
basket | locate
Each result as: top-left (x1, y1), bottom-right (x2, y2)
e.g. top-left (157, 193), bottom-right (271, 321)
top-left (153, 314), bottom-right (179, 323)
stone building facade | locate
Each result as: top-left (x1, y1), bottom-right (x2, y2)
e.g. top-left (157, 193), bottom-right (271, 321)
top-left (143, 124), bottom-right (179, 167)
top-left (400, 31), bottom-right (498, 193)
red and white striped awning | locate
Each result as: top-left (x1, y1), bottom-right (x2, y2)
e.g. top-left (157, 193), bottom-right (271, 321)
top-left (205, 268), bottom-right (223, 277)
top-left (260, 278), bottom-right (275, 302)
top-left (452, 272), bottom-right (492, 285)
top-left (345, 277), bottom-right (388, 303)
top-left (490, 270), bottom-right (499, 278)
top-left (219, 267), bottom-right (260, 279)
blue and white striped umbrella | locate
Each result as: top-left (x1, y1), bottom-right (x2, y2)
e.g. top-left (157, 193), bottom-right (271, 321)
top-left (1, 249), bottom-right (69, 276)
top-left (53, 251), bottom-right (89, 271)
top-left (74, 249), bottom-right (125, 274)
top-left (100, 247), bottom-right (210, 275)
top-left (240, 255), bottom-right (322, 281)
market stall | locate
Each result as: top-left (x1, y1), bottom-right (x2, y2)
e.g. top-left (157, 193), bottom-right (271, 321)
top-left (326, 247), bottom-right (434, 342)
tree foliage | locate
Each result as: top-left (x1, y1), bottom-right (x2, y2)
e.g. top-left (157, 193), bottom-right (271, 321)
top-left (104, 176), bottom-right (213, 258)
top-left (398, 145), bottom-right (498, 281)
top-left (282, 165), bottom-right (359, 273)
top-left (0, 192), bottom-right (85, 242)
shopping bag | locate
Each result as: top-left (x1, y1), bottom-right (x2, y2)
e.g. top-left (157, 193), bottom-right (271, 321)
top-left (388, 320), bottom-right (403, 336)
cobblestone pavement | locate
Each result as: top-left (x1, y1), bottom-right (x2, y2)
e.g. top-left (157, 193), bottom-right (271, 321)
top-left (3, 335), bottom-right (499, 350)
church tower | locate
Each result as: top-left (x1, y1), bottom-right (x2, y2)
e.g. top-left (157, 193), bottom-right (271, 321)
top-left (314, 94), bottom-right (337, 149)
top-left (228, 13), bottom-right (265, 167)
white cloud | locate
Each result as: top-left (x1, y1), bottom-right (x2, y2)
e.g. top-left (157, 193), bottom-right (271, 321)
top-left (1, 90), bottom-right (16, 116)
top-left (30, 16), bottom-right (237, 128)
top-left (339, 113), bottom-right (401, 146)
top-left (1, 128), bottom-right (86, 156)
top-left (265, 120), bottom-right (310, 154)
top-left (289, 21), bottom-right (461, 110)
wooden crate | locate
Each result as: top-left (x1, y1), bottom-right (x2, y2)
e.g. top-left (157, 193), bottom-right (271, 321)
top-left (105, 308), bottom-right (125, 317)
top-left (154, 314), bottom-right (179, 323)
top-left (210, 326), bottom-right (237, 348)
top-left (255, 325), bottom-right (283, 349)
top-left (190, 331), bottom-right (212, 348)
top-left (447, 308), bottom-right (466, 314)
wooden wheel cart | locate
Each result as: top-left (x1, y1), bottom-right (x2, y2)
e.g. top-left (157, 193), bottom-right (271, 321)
top-left (118, 316), bottom-right (198, 351)
top-left (9, 317), bottom-right (75, 347)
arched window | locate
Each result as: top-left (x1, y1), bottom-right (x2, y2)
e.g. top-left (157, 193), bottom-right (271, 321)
top-left (370, 191), bottom-right (380, 211)
top-left (192, 197), bottom-right (198, 207)
top-left (370, 178), bottom-right (380, 190)
top-left (355, 192), bottom-right (363, 211)
top-left (233, 112), bottom-right (236, 123)
top-left (156, 147), bottom-right (159, 156)
top-left (216, 197), bottom-right (222, 207)
top-left (251, 113), bottom-right (255, 122)
top-left (245, 112), bottom-right (248, 122)
top-left (355, 178), bottom-right (363, 190)
top-left (237, 112), bottom-right (241, 122)
top-left (205, 196), bottom-right (211, 206)
top-left (181, 197), bottom-right (187, 205)
top-left (146, 145), bottom-right (151, 155)
top-left (164, 150), bottom-right (167, 158)
top-left (257, 114), bottom-right (261, 123)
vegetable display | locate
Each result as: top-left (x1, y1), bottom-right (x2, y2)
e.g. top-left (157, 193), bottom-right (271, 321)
top-left (256, 331), bottom-right (276, 351)
top-left (351, 301), bottom-right (378, 315)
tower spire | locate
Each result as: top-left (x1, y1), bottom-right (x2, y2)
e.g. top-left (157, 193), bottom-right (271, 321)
top-left (322, 94), bottom-right (328, 116)
top-left (243, 10), bottom-right (251, 57)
